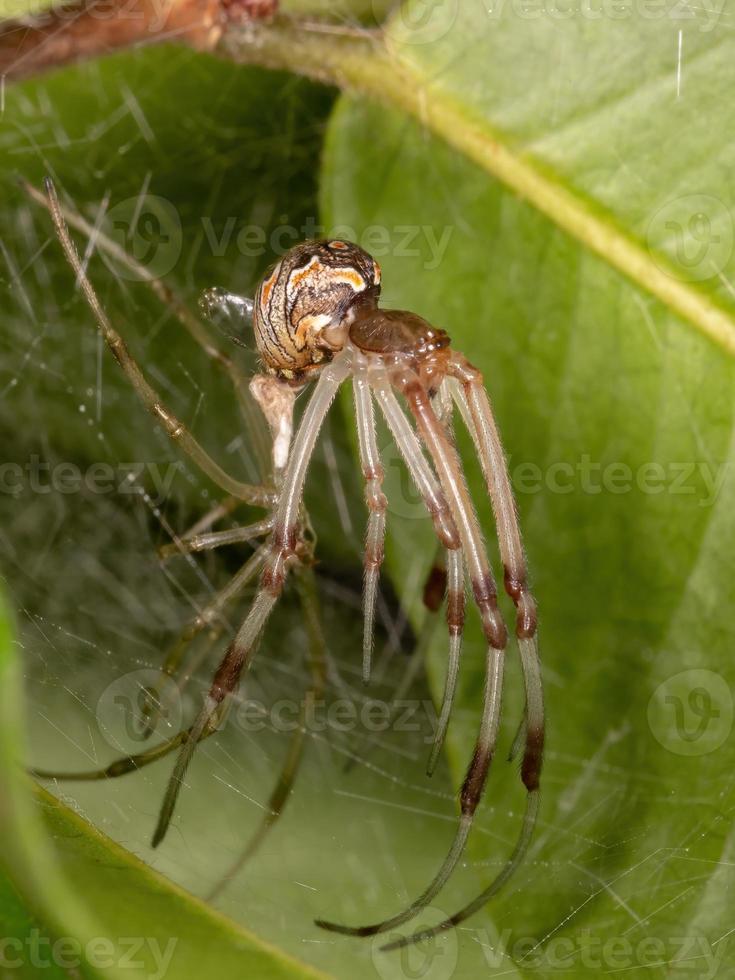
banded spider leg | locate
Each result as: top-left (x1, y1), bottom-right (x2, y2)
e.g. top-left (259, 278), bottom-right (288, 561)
top-left (381, 355), bottom-right (544, 950)
top-left (316, 343), bottom-right (542, 949)
top-left (28, 179), bottom-right (328, 883)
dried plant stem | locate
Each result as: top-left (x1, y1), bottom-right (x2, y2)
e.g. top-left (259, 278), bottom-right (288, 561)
top-left (0, 0), bottom-right (273, 83)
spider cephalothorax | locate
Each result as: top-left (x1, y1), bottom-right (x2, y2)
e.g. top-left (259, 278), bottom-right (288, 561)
top-left (254, 239), bottom-right (381, 380)
top-left (39, 182), bottom-right (544, 954)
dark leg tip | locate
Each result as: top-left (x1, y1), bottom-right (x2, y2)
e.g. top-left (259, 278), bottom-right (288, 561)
top-left (314, 918), bottom-right (375, 938)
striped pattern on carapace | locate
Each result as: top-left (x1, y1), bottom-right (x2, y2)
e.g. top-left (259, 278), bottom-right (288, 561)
top-left (254, 239), bottom-right (381, 380)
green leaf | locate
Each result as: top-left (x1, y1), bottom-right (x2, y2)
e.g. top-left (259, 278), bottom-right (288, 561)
top-left (0, 591), bottom-right (333, 980)
top-left (318, 5), bottom-right (735, 974)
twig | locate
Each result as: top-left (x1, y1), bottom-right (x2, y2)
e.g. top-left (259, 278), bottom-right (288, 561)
top-left (0, 0), bottom-right (276, 83)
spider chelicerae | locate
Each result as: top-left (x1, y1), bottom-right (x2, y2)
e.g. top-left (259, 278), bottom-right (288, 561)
top-left (30, 177), bottom-right (544, 951)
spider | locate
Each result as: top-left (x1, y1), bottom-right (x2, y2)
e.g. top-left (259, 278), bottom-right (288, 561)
top-left (30, 177), bottom-right (544, 952)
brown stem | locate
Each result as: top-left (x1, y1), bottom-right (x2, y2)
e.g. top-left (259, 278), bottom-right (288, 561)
top-left (0, 0), bottom-right (276, 83)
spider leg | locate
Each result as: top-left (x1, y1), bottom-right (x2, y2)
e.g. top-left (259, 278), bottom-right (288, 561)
top-left (158, 517), bottom-right (273, 561)
top-left (30, 724), bottom-right (218, 782)
top-left (206, 564), bottom-right (328, 901)
top-left (395, 374), bottom-right (508, 891)
top-left (35, 179), bottom-right (337, 878)
top-left (384, 361), bottom-right (545, 952)
top-left (340, 545), bottom-right (461, 781)
top-left (341, 557), bottom-right (445, 777)
top-left (447, 359), bottom-right (544, 794)
top-left (250, 374), bottom-right (296, 480)
top-left (352, 368), bottom-right (388, 684)
top-left (317, 375), bottom-right (483, 938)
top-left (140, 542), bottom-right (270, 737)
top-left (42, 177), bottom-right (271, 507)
top-left (380, 791), bottom-right (540, 951)
top-left (206, 706), bottom-right (305, 901)
top-left (374, 381), bottom-right (466, 770)
top-left (157, 495), bottom-right (243, 560)
top-left (23, 178), bottom-right (272, 473)
top-left (180, 496), bottom-right (241, 540)
top-left (426, 546), bottom-right (465, 776)
top-left (151, 354), bottom-right (351, 848)
top-left (373, 379), bottom-right (461, 552)
top-left (33, 183), bottom-right (276, 729)
top-left (30, 543), bottom-right (270, 780)
top-left (508, 714), bottom-right (527, 762)
top-left (352, 370), bottom-right (458, 694)
top-left (419, 380), bottom-right (468, 773)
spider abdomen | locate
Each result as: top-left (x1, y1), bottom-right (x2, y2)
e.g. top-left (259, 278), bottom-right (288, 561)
top-left (254, 239), bottom-right (381, 380)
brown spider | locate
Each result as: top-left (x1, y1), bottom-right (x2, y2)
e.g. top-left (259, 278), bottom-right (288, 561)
top-left (32, 178), bottom-right (544, 951)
